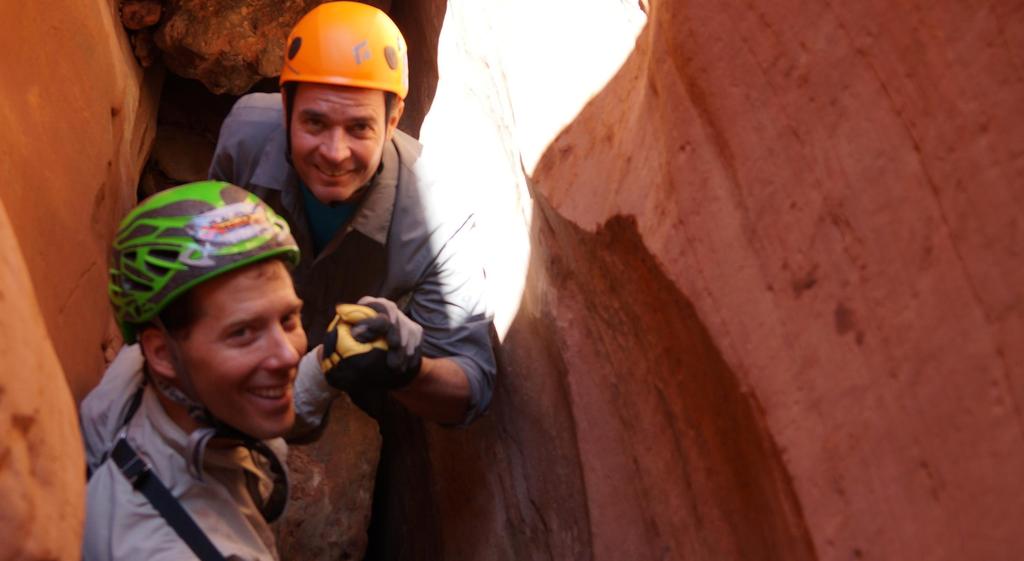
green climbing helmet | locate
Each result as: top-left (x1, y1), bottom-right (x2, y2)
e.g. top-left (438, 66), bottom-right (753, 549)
top-left (109, 180), bottom-right (300, 343)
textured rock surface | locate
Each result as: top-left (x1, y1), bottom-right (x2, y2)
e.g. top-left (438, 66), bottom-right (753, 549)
top-left (144, 0), bottom-right (437, 133)
top-left (120, 0), bottom-right (162, 30)
top-left (0, 0), bottom-right (160, 400)
top-left (412, 0), bottom-right (1024, 560)
top-left (0, 198), bottom-right (86, 560)
top-left (139, 73), bottom-right (241, 197)
top-left (274, 396), bottom-right (382, 561)
top-left (0, 1), bottom-right (154, 556)
top-left (386, 0), bottom-right (445, 137)
top-left (152, 0), bottom-right (391, 95)
top-left (154, 0), bottom-right (322, 94)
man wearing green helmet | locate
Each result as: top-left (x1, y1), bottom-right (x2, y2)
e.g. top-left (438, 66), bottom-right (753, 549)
top-left (209, 1), bottom-right (495, 428)
top-left (80, 181), bottom-right (348, 560)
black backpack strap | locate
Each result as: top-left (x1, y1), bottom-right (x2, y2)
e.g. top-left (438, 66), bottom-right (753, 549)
top-left (121, 383), bottom-right (146, 427)
top-left (111, 437), bottom-right (228, 561)
top-left (242, 438), bottom-right (288, 523)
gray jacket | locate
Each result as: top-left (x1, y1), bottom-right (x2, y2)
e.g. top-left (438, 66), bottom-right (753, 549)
top-left (81, 345), bottom-right (336, 560)
top-left (209, 93), bottom-right (495, 423)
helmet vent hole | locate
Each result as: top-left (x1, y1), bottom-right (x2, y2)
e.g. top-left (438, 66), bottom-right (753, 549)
top-left (122, 257), bottom-right (144, 278)
top-left (288, 37), bottom-right (302, 60)
top-left (118, 269), bottom-right (154, 293)
top-left (149, 249), bottom-right (179, 264)
top-left (128, 279), bottom-right (154, 292)
top-left (145, 262), bottom-right (172, 277)
top-left (122, 260), bottom-right (151, 282)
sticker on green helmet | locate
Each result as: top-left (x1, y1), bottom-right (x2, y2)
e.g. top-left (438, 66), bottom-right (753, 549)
top-left (182, 201), bottom-right (283, 266)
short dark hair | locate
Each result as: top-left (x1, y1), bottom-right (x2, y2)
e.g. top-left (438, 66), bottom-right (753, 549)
top-left (155, 288), bottom-right (199, 340)
top-left (384, 92), bottom-right (397, 121)
top-left (125, 289), bottom-right (198, 344)
top-left (283, 82), bottom-right (299, 135)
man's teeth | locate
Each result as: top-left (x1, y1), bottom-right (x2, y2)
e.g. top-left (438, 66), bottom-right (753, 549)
top-left (250, 386), bottom-right (287, 399)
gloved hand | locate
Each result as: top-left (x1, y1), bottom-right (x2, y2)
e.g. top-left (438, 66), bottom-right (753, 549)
top-left (319, 297), bottom-right (423, 391)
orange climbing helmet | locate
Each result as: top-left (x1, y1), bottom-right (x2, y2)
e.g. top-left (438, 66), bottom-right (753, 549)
top-left (280, 1), bottom-right (409, 99)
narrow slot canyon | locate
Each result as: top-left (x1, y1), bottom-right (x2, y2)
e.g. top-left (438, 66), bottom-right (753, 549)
top-left (2, 1), bottom-right (1023, 560)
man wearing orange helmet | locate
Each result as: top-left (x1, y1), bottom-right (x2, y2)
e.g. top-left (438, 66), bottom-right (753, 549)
top-left (209, 2), bottom-right (495, 427)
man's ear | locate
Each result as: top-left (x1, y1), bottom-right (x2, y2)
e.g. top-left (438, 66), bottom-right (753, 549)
top-left (139, 327), bottom-right (179, 383)
top-left (385, 98), bottom-right (405, 141)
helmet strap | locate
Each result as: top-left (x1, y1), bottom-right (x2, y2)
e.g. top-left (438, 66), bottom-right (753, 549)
top-left (150, 372), bottom-right (214, 426)
top-left (146, 322), bottom-right (288, 510)
top-left (149, 317), bottom-right (215, 427)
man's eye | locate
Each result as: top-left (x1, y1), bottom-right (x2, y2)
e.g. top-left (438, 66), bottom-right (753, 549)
top-left (228, 326), bottom-right (253, 341)
top-left (282, 312), bottom-right (300, 330)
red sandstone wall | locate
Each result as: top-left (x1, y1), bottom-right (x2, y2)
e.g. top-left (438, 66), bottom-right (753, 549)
top-left (0, 0), bottom-right (160, 400)
top-left (418, 0), bottom-right (1024, 560)
top-left (0, 198), bottom-right (86, 560)
top-left (0, 3), bottom-right (156, 557)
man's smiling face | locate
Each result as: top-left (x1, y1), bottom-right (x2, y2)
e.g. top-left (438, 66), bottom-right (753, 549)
top-left (174, 259), bottom-right (307, 439)
top-left (289, 82), bottom-right (401, 204)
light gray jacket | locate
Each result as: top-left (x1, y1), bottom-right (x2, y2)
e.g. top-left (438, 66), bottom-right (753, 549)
top-left (80, 345), bottom-right (335, 560)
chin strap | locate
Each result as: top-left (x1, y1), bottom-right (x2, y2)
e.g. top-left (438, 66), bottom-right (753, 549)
top-left (152, 373), bottom-right (213, 424)
top-left (148, 374), bottom-right (288, 522)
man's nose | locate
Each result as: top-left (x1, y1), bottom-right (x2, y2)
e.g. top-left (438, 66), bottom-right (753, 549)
top-left (319, 128), bottom-right (351, 163)
top-left (263, 324), bottom-right (302, 371)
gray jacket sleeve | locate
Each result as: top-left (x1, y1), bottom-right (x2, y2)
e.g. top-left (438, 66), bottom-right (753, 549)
top-left (290, 350), bottom-right (341, 437)
top-left (407, 212), bottom-right (496, 426)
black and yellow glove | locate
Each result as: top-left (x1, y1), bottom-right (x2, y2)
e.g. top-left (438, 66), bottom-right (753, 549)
top-left (320, 298), bottom-right (423, 391)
